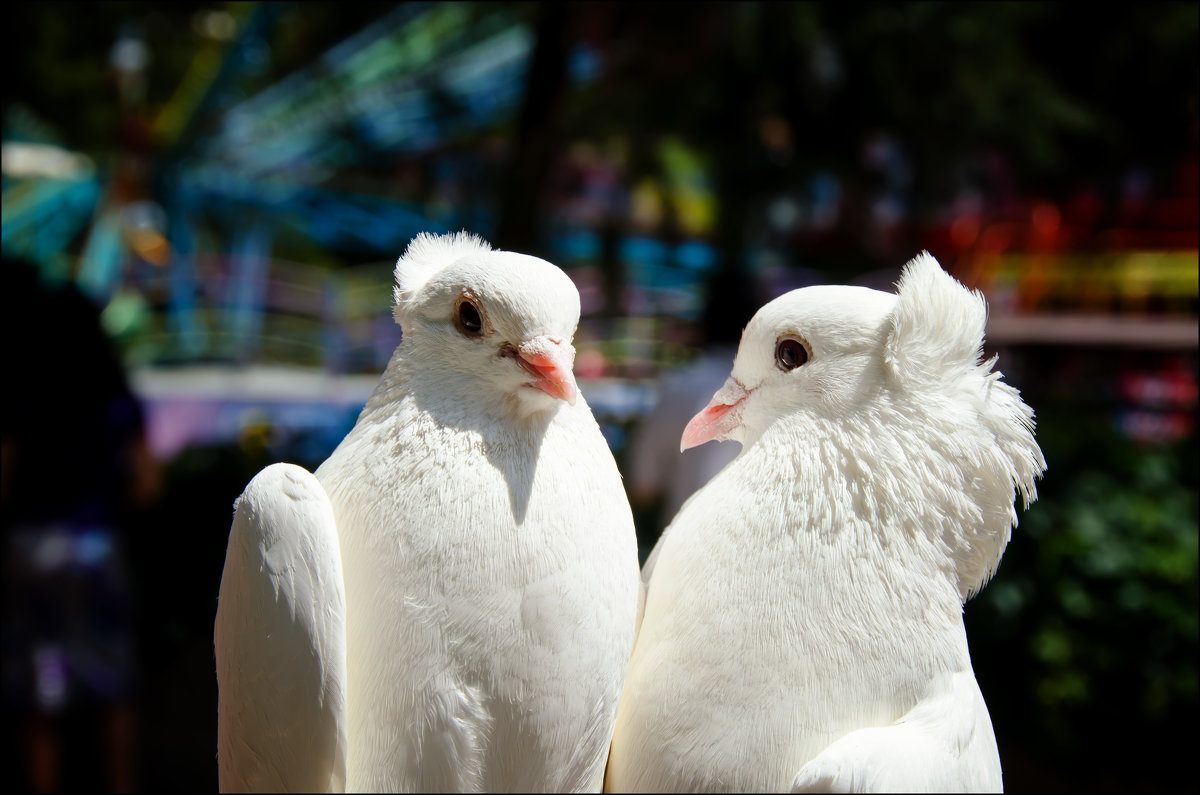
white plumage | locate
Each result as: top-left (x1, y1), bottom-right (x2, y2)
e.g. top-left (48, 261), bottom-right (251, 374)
top-left (215, 232), bottom-right (641, 792)
top-left (605, 252), bottom-right (1045, 793)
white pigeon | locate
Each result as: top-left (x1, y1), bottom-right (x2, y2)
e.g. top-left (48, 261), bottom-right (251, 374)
top-left (605, 252), bottom-right (1045, 793)
top-left (215, 231), bottom-right (641, 792)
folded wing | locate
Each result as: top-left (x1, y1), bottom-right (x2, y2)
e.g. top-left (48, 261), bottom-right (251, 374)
top-left (215, 463), bottom-right (348, 793)
top-left (790, 670), bottom-right (1002, 794)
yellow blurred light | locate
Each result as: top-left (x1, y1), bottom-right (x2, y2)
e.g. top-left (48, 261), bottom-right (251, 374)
top-left (129, 228), bottom-right (171, 266)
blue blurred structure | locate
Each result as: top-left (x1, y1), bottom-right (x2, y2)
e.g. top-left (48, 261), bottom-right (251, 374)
top-left (1, 141), bottom-right (102, 283)
top-left (1, 3), bottom-right (721, 373)
top-left (2, 1), bottom-right (729, 461)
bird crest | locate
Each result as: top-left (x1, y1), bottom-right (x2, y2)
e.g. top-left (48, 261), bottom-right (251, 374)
top-left (882, 252), bottom-right (1045, 597)
top-left (393, 231), bottom-right (493, 323)
top-left (884, 251), bottom-right (989, 387)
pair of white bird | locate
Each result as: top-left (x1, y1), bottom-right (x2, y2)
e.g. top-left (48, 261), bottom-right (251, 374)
top-left (215, 232), bottom-right (1045, 793)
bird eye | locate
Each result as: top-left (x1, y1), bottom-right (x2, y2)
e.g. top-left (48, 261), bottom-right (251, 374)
top-left (775, 336), bottom-right (809, 371)
top-left (454, 294), bottom-right (485, 337)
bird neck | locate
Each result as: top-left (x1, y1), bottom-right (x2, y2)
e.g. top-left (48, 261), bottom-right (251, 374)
top-left (744, 399), bottom-right (1009, 608)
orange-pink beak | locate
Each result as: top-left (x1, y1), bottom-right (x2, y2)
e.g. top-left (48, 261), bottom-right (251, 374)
top-left (681, 377), bottom-right (751, 451)
top-left (511, 337), bottom-right (577, 405)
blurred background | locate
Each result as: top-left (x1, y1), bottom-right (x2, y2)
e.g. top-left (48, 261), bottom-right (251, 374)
top-left (2, 2), bottom-right (1195, 792)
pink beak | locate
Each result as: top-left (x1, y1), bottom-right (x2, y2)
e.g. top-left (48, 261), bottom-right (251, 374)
top-left (512, 336), bottom-right (577, 405)
top-left (681, 377), bottom-right (751, 451)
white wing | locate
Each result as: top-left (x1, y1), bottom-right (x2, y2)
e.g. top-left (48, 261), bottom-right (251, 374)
top-left (215, 463), bottom-right (348, 793)
top-left (790, 670), bottom-right (1002, 794)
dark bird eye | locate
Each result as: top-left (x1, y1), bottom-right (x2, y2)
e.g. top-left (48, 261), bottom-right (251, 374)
top-left (455, 295), bottom-right (485, 337)
top-left (775, 337), bottom-right (809, 371)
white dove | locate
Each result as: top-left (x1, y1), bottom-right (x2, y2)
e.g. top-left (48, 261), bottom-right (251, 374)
top-left (605, 252), bottom-right (1045, 793)
top-left (215, 231), bottom-right (641, 792)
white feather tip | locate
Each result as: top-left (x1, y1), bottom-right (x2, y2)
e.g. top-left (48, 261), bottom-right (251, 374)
top-left (887, 251), bottom-right (988, 382)
top-left (392, 231), bottom-right (494, 321)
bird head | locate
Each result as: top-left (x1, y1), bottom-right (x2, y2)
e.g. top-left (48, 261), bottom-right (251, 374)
top-left (681, 284), bottom-right (897, 451)
top-left (391, 232), bottom-right (581, 415)
top-left (683, 252), bottom-right (1046, 598)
